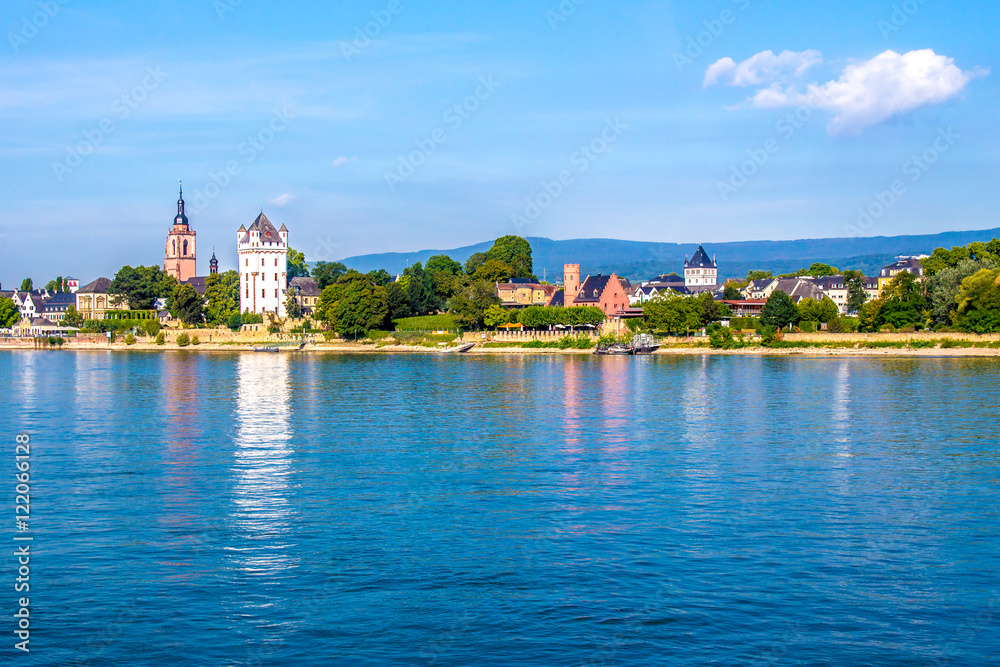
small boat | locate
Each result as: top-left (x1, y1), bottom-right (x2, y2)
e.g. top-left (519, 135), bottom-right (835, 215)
top-left (594, 344), bottom-right (635, 356)
top-left (253, 347), bottom-right (281, 353)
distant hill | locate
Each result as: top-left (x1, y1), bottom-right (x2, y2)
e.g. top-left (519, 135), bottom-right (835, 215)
top-left (336, 228), bottom-right (1000, 281)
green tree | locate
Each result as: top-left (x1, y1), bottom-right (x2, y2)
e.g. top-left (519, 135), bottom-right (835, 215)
top-left (203, 270), bottom-right (240, 326)
top-left (110, 265), bottom-right (176, 310)
top-left (450, 280), bottom-right (499, 329)
top-left (644, 293), bottom-right (701, 334)
top-left (144, 319), bottom-right (162, 337)
top-left (169, 283), bottom-right (204, 326)
top-left (843, 270), bottom-right (868, 313)
top-left (386, 281), bottom-right (411, 320)
top-left (722, 284), bottom-right (742, 300)
top-left (367, 269), bottom-right (393, 287)
top-left (922, 239), bottom-right (1000, 276)
top-left (425, 255), bottom-right (463, 302)
top-left (176, 333), bottom-right (190, 347)
top-left (878, 272), bottom-right (927, 329)
top-left (956, 268), bottom-right (1000, 332)
top-left (746, 270), bottom-right (772, 283)
top-left (285, 290), bottom-right (303, 319)
top-left (925, 258), bottom-right (997, 327)
top-left (287, 248), bottom-right (310, 279)
top-left (473, 259), bottom-right (514, 284)
top-left (697, 292), bottom-right (726, 326)
top-left (760, 290), bottom-right (799, 330)
top-left (62, 304), bottom-right (85, 328)
top-left (797, 297), bottom-right (840, 323)
top-left (19, 278), bottom-right (33, 292)
top-left (44, 276), bottom-right (65, 293)
top-left (316, 272), bottom-right (391, 334)
top-left (806, 263), bottom-right (839, 277)
top-left (0, 297), bottom-right (19, 327)
top-left (483, 304), bottom-right (512, 329)
top-left (227, 311), bottom-right (244, 331)
top-left (464, 252), bottom-right (487, 276)
top-left (403, 263), bottom-right (437, 314)
top-left (486, 236), bottom-right (533, 279)
top-left (312, 261), bottom-right (347, 290)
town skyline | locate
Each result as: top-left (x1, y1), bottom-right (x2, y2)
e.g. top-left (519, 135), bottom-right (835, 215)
top-left (2, 0), bottom-right (997, 281)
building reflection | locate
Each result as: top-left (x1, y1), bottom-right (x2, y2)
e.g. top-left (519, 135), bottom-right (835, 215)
top-left (229, 353), bottom-right (297, 577)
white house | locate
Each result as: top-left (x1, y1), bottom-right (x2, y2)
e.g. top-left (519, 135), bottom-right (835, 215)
top-left (238, 213), bottom-right (289, 317)
top-left (684, 245), bottom-right (718, 290)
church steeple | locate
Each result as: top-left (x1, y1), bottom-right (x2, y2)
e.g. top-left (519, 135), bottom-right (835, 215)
top-left (175, 181), bottom-right (189, 227)
top-left (210, 248), bottom-right (219, 275)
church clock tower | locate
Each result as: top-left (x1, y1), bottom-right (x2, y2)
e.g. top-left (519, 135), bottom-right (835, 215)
top-left (164, 182), bottom-right (197, 282)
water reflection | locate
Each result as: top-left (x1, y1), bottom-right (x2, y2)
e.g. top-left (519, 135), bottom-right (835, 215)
top-left (229, 354), bottom-right (297, 576)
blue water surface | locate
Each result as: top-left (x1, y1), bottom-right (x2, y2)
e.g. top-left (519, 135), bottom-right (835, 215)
top-left (2, 351), bottom-right (998, 666)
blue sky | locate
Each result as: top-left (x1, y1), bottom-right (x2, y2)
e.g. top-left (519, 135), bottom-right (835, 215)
top-left (1, 0), bottom-right (997, 284)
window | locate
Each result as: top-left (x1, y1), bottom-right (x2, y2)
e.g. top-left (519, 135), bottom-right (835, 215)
top-left (262, 289), bottom-right (266, 298)
top-left (246, 259), bottom-right (249, 267)
top-left (275, 289), bottom-right (279, 298)
top-left (275, 258), bottom-right (278, 267)
top-left (183, 240), bottom-right (188, 256)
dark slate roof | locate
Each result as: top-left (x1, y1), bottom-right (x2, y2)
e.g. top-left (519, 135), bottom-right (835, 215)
top-left (749, 279), bottom-right (773, 291)
top-left (507, 277), bottom-right (534, 285)
top-left (880, 256), bottom-right (924, 277)
top-left (547, 290), bottom-right (565, 307)
top-left (29, 295), bottom-right (45, 311)
top-left (574, 275), bottom-right (615, 303)
top-left (685, 245), bottom-right (716, 269)
top-left (0, 291), bottom-right (13, 300)
top-left (242, 213), bottom-right (283, 245)
top-left (45, 292), bottom-right (76, 305)
top-left (809, 276), bottom-right (846, 290)
top-left (184, 277), bottom-right (209, 296)
top-left (79, 278), bottom-right (112, 294)
top-left (865, 277), bottom-right (879, 288)
top-left (290, 277), bottom-right (321, 296)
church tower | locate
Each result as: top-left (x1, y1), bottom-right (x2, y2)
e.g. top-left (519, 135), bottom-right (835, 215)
top-left (210, 250), bottom-right (219, 275)
top-left (164, 182), bottom-right (197, 282)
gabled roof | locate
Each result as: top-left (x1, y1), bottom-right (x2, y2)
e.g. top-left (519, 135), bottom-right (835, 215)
top-left (44, 293), bottom-right (77, 307)
top-left (880, 256), bottom-right (924, 277)
top-left (290, 277), bottom-right (321, 296)
top-left (685, 245), bottom-right (716, 269)
top-left (574, 275), bottom-right (622, 303)
top-left (242, 213), bottom-right (284, 245)
top-left (547, 290), bottom-right (565, 307)
top-left (79, 278), bottom-right (112, 294)
top-left (183, 277), bottom-right (209, 296)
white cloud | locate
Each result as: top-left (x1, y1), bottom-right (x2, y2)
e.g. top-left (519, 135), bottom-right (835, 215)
top-left (331, 155), bottom-right (357, 168)
top-left (704, 50), bottom-right (822, 88)
top-left (713, 49), bottom-right (987, 134)
top-left (268, 193), bottom-right (295, 207)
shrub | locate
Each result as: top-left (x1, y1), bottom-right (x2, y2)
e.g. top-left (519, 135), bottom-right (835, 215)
top-left (760, 326), bottom-right (783, 347)
top-left (191, 335), bottom-right (200, 346)
top-left (323, 331), bottom-right (338, 342)
top-left (242, 312), bottom-right (264, 325)
top-left (124, 333), bottom-right (136, 346)
top-left (176, 333), bottom-right (190, 347)
top-left (144, 320), bottom-right (162, 337)
top-left (728, 317), bottom-right (760, 331)
top-left (156, 332), bottom-right (165, 346)
top-left (797, 321), bottom-right (818, 333)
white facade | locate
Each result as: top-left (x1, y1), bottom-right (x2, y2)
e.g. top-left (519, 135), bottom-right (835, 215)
top-left (684, 245), bottom-right (718, 289)
top-left (238, 213), bottom-right (289, 317)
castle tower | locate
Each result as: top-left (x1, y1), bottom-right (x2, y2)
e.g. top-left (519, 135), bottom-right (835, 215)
top-left (563, 264), bottom-right (581, 306)
top-left (209, 250), bottom-right (219, 275)
top-left (164, 182), bottom-right (197, 282)
top-left (238, 212), bottom-right (289, 317)
top-left (684, 245), bottom-right (717, 290)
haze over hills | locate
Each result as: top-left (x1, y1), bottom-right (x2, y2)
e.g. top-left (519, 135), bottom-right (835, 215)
top-left (337, 228), bottom-right (1000, 281)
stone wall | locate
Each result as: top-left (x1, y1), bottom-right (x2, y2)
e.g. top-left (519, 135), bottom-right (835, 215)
top-left (783, 332), bottom-right (1000, 344)
top-left (463, 330), bottom-right (600, 343)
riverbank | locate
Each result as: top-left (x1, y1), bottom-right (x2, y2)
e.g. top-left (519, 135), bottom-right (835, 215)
top-left (4, 338), bottom-right (1000, 357)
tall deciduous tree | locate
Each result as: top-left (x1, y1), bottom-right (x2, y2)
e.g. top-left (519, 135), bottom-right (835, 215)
top-left (450, 280), bottom-right (500, 329)
top-left (204, 270), bottom-right (240, 326)
top-left (843, 270), bottom-right (868, 313)
top-left (486, 236), bottom-right (533, 279)
top-left (169, 283), bottom-right (204, 326)
top-left (312, 261), bottom-right (347, 290)
top-left (956, 268), bottom-right (1000, 333)
top-left (287, 248), bottom-right (310, 279)
top-left (110, 265), bottom-right (176, 310)
top-left (760, 290), bottom-right (799, 330)
top-left (0, 297), bottom-right (19, 327)
top-left (19, 278), bottom-right (33, 292)
top-left (643, 293), bottom-right (700, 334)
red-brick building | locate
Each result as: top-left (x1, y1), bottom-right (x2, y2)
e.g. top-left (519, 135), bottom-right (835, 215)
top-left (564, 264), bottom-right (630, 318)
